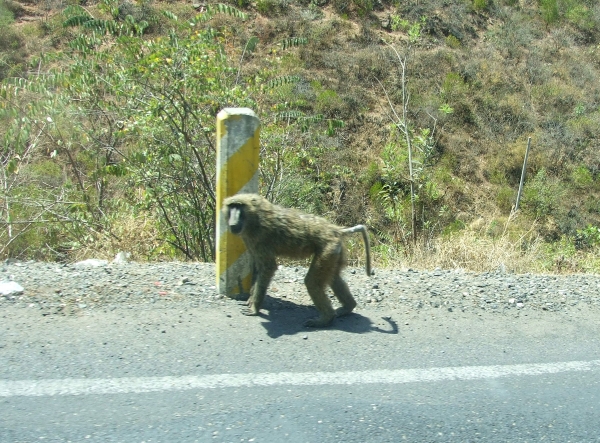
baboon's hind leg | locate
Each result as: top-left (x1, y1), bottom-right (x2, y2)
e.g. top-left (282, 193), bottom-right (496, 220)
top-left (303, 255), bottom-right (336, 328)
top-left (331, 275), bottom-right (356, 317)
top-left (329, 243), bottom-right (356, 317)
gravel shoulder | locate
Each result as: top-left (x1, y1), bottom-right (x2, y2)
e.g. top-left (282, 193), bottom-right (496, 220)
top-left (2, 260), bottom-right (600, 318)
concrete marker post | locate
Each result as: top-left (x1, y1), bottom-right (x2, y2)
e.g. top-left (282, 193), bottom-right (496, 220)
top-left (215, 108), bottom-right (260, 298)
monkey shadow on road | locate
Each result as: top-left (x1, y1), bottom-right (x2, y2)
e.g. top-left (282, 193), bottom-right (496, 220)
top-left (256, 297), bottom-right (399, 339)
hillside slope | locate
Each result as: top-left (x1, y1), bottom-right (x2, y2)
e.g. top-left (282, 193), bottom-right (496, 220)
top-left (1, 0), bottom-right (599, 272)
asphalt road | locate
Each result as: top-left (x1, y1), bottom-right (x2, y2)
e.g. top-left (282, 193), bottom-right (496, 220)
top-left (2, 301), bottom-right (600, 442)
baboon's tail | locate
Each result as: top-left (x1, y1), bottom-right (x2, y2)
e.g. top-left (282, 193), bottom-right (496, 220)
top-left (341, 224), bottom-right (372, 276)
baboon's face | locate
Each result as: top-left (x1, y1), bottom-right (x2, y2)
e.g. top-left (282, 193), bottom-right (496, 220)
top-left (226, 204), bottom-right (245, 235)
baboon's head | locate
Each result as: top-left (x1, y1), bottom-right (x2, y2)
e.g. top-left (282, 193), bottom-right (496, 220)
top-left (222, 194), bottom-right (262, 236)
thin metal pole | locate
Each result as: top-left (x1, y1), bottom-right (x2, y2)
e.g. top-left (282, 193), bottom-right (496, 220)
top-left (515, 137), bottom-right (531, 211)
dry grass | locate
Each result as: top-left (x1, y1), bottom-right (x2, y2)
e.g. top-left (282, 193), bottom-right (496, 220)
top-left (68, 215), bottom-right (177, 263)
top-left (409, 229), bottom-right (546, 274)
top-left (374, 216), bottom-right (600, 275)
top-left (70, 213), bottom-right (600, 275)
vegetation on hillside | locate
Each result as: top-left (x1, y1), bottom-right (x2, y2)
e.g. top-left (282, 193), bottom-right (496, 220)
top-left (1, 0), bottom-right (599, 273)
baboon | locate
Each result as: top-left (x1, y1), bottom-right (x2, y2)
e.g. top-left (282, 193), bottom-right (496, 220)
top-left (222, 193), bottom-right (372, 327)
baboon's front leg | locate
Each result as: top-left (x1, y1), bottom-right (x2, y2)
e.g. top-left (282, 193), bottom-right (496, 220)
top-left (242, 257), bottom-right (277, 316)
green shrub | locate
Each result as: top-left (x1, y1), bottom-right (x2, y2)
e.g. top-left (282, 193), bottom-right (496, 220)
top-left (473, 0), bottom-right (487, 11)
top-left (256, 0), bottom-right (289, 16)
top-left (0, 27), bottom-right (25, 79)
top-left (565, 4), bottom-right (595, 31)
top-left (486, 219), bottom-right (505, 238)
top-left (0, 0), bottom-right (14, 26)
top-left (584, 195), bottom-right (600, 214)
top-left (496, 185), bottom-right (516, 213)
top-left (369, 181), bottom-right (384, 202)
top-left (442, 219), bottom-right (466, 236)
top-left (440, 72), bottom-right (468, 103)
top-left (571, 166), bottom-right (593, 189)
top-left (540, 0), bottom-right (559, 25)
top-left (445, 35), bottom-right (461, 48)
top-left (331, 0), bottom-right (373, 16)
top-left (227, 0), bottom-right (252, 8)
top-left (575, 225), bottom-right (600, 250)
top-left (521, 169), bottom-right (564, 219)
top-left (315, 89), bottom-right (344, 116)
top-left (274, 176), bottom-right (327, 215)
top-left (0, 0), bottom-right (27, 79)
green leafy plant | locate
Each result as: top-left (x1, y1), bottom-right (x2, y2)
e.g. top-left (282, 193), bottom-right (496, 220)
top-left (540, 0), bottom-right (559, 25)
top-left (408, 16), bottom-right (426, 43)
top-left (566, 4), bottom-right (595, 31)
top-left (281, 37), bottom-right (308, 50)
top-left (521, 169), bottom-right (564, 220)
top-left (193, 3), bottom-right (248, 23)
top-left (390, 14), bottom-right (425, 43)
top-left (473, 0), bottom-right (488, 11)
top-left (0, 0), bottom-right (26, 79)
top-left (445, 35), bottom-right (461, 48)
top-left (571, 166), bottom-right (593, 188)
top-left (0, 0), bottom-right (13, 26)
top-left (1, 3), bottom-right (253, 261)
top-left (63, 0), bottom-right (150, 37)
top-left (439, 104), bottom-right (454, 115)
top-left (390, 14), bottom-right (406, 32)
top-left (265, 76), bottom-right (301, 89)
top-left (256, 0), bottom-right (290, 16)
top-left (373, 27), bottom-right (444, 248)
top-left (575, 225), bottom-right (600, 250)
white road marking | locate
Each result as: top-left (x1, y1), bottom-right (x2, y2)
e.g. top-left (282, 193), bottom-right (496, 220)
top-left (2, 360), bottom-right (599, 398)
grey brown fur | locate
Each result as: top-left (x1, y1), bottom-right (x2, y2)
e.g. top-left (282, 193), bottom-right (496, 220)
top-left (222, 193), bottom-right (371, 327)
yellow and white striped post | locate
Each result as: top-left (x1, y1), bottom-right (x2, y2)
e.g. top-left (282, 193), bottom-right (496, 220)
top-left (215, 108), bottom-right (260, 298)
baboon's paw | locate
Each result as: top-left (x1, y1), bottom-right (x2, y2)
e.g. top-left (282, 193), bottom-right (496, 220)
top-left (241, 307), bottom-right (259, 316)
top-left (335, 306), bottom-right (355, 317)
